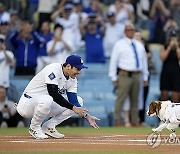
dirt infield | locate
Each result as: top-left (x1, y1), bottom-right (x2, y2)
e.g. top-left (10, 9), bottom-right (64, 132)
top-left (0, 133), bottom-right (180, 153)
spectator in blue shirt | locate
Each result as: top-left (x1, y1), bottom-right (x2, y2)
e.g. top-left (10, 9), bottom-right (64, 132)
top-left (0, 21), bottom-right (14, 52)
top-left (11, 21), bottom-right (44, 76)
top-left (36, 21), bottom-right (53, 74)
top-left (81, 14), bottom-right (106, 63)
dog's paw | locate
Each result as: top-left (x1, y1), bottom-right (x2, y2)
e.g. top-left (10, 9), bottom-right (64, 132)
top-left (152, 128), bottom-right (160, 132)
top-left (169, 133), bottom-right (176, 139)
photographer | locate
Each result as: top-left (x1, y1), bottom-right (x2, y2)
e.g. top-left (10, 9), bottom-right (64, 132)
top-left (160, 29), bottom-right (180, 102)
top-left (0, 86), bottom-right (24, 127)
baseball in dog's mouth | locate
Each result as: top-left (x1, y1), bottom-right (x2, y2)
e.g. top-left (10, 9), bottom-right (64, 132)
top-left (146, 111), bottom-right (156, 116)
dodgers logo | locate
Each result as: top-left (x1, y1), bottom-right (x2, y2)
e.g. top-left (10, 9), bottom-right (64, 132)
top-left (48, 72), bottom-right (56, 80)
top-left (80, 58), bottom-right (83, 64)
top-left (58, 87), bottom-right (66, 94)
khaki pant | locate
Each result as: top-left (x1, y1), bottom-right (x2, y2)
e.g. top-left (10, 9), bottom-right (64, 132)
top-left (115, 71), bottom-right (140, 124)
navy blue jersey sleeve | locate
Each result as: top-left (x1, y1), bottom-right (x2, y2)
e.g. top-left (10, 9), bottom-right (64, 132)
top-left (67, 92), bottom-right (81, 107)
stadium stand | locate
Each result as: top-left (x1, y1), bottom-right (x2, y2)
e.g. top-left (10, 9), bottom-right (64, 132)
top-left (77, 61), bottom-right (116, 126)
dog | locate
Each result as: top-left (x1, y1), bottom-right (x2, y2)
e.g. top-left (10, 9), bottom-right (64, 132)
top-left (147, 100), bottom-right (180, 134)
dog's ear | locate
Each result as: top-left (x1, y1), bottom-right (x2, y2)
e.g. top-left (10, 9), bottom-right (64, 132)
top-left (149, 101), bottom-right (157, 113)
top-left (155, 101), bottom-right (161, 115)
top-left (149, 101), bottom-right (161, 115)
top-left (152, 101), bottom-right (157, 112)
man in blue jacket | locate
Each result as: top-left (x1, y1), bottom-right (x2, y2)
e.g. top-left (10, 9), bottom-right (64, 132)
top-left (11, 21), bottom-right (44, 75)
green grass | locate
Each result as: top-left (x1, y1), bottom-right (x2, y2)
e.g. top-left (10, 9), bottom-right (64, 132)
top-left (1, 126), bottom-right (179, 135)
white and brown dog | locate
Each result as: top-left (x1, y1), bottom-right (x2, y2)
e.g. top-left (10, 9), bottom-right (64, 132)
top-left (147, 100), bottom-right (180, 134)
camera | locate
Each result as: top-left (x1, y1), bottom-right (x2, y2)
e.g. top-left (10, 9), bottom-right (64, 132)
top-left (171, 36), bottom-right (178, 41)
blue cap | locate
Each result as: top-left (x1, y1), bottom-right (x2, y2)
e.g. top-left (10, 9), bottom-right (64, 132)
top-left (107, 12), bottom-right (115, 17)
top-left (88, 12), bottom-right (97, 18)
top-left (0, 21), bottom-right (9, 26)
top-left (73, 0), bottom-right (81, 5)
top-left (65, 54), bottom-right (88, 69)
top-left (64, 3), bottom-right (74, 10)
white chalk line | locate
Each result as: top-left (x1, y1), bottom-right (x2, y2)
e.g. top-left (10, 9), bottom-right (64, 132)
top-left (7, 140), bottom-right (180, 147)
top-left (0, 134), bottom-right (148, 145)
top-left (0, 134), bottom-right (174, 138)
top-left (8, 140), bottom-right (147, 146)
top-left (0, 134), bottom-right (143, 141)
top-left (2, 134), bottom-right (180, 146)
top-left (7, 140), bottom-right (180, 146)
top-left (0, 134), bottom-right (144, 138)
top-left (0, 134), bottom-right (148, 142)
top-left (2, 138), bottom-right (148, 142)
top-left (7, 139), bottom-right (147, 142)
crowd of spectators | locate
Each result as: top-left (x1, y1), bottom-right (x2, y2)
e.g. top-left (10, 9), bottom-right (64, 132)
top-left (0, 0), bottom-right (179, 127)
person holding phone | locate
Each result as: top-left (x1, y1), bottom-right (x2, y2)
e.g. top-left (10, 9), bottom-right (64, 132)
top-left (160, 29), bottom-right (180, 102)
top-left (46, 24), bottom-right (71, 64)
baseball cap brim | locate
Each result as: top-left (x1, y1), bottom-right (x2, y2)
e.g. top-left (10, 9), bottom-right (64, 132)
top-left (74, 64), bottom-right (88, 69)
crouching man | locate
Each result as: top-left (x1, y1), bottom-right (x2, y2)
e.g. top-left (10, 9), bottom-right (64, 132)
top-left (16, 54), bottom-right (100, 139)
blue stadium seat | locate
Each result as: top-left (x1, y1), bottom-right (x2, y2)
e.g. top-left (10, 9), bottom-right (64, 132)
top-left (145, 74), bottom-right (160, 127)
top-left (10, 76), bottom-right (33, 100)
top-left (83, 99), bottom-right (109, 126)
top-left (150, 45), bottom-right (162, 75)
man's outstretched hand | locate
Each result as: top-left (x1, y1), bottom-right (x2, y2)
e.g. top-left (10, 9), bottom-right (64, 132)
top-left (72, 106), bottom-right (89, 117)
top-left (72, 106), bottom-right (100, 129)
top-left (86, 114), bottom-right (100, 129)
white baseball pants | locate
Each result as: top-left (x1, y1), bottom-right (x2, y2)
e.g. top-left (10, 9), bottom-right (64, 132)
top-left (17, 94), bottom-right (83, 129)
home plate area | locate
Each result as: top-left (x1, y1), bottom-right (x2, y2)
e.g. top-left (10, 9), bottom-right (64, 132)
top-left (1, 134), bottom-right (180, 153)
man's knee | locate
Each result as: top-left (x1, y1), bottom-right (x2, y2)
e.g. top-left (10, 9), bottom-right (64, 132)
top-left (39, 95), bottom-right (53, 107)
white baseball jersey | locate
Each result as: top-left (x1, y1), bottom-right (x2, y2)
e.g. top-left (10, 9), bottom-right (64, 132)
top-left (0, 50), bottom-right (14, 88)
top-left (103, 22), bottom-right (124, 57)
top-left (55, 13), bottom-right (80, 52)
top-left (108, 4), bottom-right (130, 25)
top-left (17, 63), bottom-right (81, 124)
top-left (46, 40), bottom-right (71, 64)
top-left (24, 63), bottom-right (77, 97)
